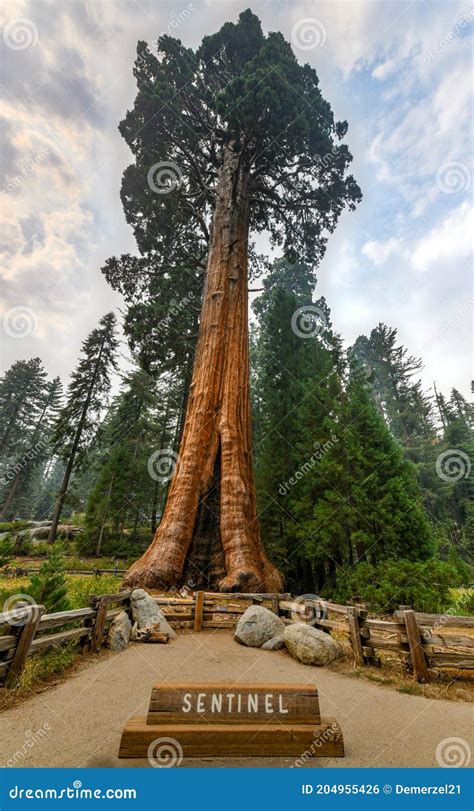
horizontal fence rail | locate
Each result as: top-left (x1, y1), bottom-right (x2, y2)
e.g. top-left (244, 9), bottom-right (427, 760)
top-left (0, 590), bottom-right (472, 688)
top-left (7, 567), bottom-right (127, 577)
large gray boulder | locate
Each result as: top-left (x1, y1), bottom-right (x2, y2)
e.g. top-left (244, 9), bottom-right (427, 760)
top-left (284, 623), bottom-right (343, 666)
top-left (234, 605), bottom-right (285, 648)
top-left (107, 610), bottom-right (132, 651)
top-left (130, 589), bottom-right (177, 639)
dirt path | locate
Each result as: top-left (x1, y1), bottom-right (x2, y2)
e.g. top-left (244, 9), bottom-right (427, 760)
top-left (1, 631), bottom-right (472, 768)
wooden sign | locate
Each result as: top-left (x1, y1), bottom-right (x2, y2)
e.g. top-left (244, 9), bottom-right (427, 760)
top-left (147, 682), bottom-right (321, 724)
top-left (119, 681), bottom-right (344, 759)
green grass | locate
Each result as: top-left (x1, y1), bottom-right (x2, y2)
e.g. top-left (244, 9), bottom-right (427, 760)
top-left (397, 683), bottom-right (423, 696)
top-left (15, 641), bottom-right (80, 694)
top-left (0, 573), bottom-right (123, 612)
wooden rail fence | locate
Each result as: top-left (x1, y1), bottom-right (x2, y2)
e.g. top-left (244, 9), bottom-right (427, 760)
top-left (0, 591), bottom-right (472, 688)
top-left (9, 566), bottom-right (127, 577)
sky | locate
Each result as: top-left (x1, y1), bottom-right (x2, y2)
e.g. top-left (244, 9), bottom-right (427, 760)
top-left (1, 0), bottom-right (472, 399)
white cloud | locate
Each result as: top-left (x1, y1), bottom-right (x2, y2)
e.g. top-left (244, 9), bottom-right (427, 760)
top-left (372, 58), bottom-right (398, 80)
top-left (362, 237), bottom-right (402, 266)
top-left (411, 201), bottom-right (473, 272)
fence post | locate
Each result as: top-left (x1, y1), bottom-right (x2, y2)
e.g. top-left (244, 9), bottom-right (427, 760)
top-left (347, 606), bottom-right (365, 666)
top-left (402, 609), bottom-right (431, 683)
top-left (194, 591), bottom-right (204, 632)
top-left (90, 596), bottom-right (108, 653)
top-left (304, 599), bottom-right (316, 625)
top-left (5, 604), bottom-right (44, 689)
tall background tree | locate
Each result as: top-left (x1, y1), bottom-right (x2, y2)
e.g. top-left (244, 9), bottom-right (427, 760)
top-left (0, 360), bottom-right (62, 520)
top-left (47, 313), bottom-right (119, 542)
top-left (113, 9), bottom-right (361, 591)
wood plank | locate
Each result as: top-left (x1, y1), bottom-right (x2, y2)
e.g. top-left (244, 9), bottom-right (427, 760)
top-left (38, 607), bottom-right (95, 630)
top-left (403, 609), bottom-right (431, 683)
top-left (30, 627), bottom-right (92, 652)
top-left (119, 717), bottom-right (343, 758)
top-left (393, 610), bottom-right (474, 628)
top-left (0, 606), bottom-right (35, 626)
top-left (364, 636), bottom-right (405, 652)
top-left (202, 607), bottom-right (246, 615)
top-left (428, 651), bottom-right (474, 666)
top-left (366, 619), bottom-right (406, 634)
top-left (0, 634), bottom-right (16, 653)
top-left (147, 683), bottom-right (320, 725)
top-left (5, 605), bottom-right (44, 688)
top-left (422, 633), bottom-right (474, 650)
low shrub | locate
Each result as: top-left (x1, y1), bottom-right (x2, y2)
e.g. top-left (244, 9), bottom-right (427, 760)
top-left (332, 559), bottom-right (462, 614)
top-left (28, 544), bottom-right (69, 613)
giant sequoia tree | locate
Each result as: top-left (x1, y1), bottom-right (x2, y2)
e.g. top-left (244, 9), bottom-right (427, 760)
top-left (118, 10), bottom-right (361, 591)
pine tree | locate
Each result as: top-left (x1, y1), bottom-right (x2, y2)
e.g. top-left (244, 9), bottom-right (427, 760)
top-left (48, 313), bottom-right (119, 541)
top-left (0, 359), bottom-right (48, 471)
top-left (435, 388), bottom-right (474, 560)
top-left (82, 368), bottom-right (166, 556)
top-left (28, 543), bottom-right (69, 613)
top-left (350, 323), bottom-right (431, 446)
top-left (1, 376), bottom-right (63, 519)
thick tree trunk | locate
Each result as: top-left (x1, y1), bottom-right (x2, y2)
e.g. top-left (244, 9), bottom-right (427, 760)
top-left (124, 144), bottom-right (283, 593)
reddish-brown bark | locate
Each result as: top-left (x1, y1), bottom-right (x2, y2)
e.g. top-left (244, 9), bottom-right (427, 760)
top-left (123, 144), bottom-right (283, 593)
